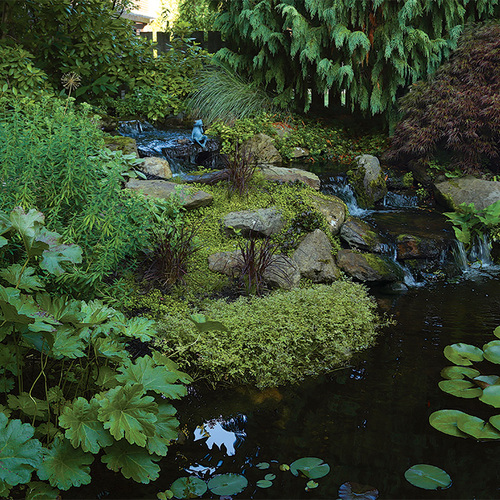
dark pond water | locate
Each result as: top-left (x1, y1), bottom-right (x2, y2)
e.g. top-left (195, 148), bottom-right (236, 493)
top-left (75, 277), bottom-right (500, 500)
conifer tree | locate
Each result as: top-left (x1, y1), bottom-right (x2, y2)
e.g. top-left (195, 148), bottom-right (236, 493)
top-left (210, 0), bottom-right (499, 121)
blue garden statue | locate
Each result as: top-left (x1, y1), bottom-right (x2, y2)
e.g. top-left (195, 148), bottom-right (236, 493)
top-left (191, 119), bottom-right (208, 148)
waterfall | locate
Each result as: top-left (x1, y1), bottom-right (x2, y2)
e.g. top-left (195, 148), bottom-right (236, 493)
top-left (322, 175), bottom-right (369, 217)
top-left (452, 234), bottom-right (498, 275)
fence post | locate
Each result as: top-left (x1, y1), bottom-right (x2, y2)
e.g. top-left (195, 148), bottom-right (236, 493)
top-left (190, 31), bottom-right (205, 49)
top-left (207, 31), bottom-right (223, 53)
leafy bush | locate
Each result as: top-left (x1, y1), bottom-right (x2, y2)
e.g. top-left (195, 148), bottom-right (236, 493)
top-left (155, 282), bottom-right (381, 388)
top-left (385, 21), bottom-right (500, 174)
top-left (0, 207), bottom-right (191, 496)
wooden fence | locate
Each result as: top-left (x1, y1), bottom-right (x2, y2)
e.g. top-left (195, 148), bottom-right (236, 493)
top-left (139, 31), bottom-right (224, 55)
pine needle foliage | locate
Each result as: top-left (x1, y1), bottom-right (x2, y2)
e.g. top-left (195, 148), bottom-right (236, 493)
top-left (385, 21), bottom-right (500, 174)
top-left (209, 0), bottom-right (499, 121)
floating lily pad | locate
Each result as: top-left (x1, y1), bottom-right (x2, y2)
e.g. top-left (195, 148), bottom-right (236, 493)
top-left (170, 477), bottom-right (207, 499)
top-left (306, 480), bottom-right (318, 489)
top-left (444, 343), bottom-right (483, 366)
top-left (279, 464), bottom-right (290, 471)
top-left (338, 482), bottom-right (379, 500)
top-left (404, 464), bottom-right (451, 490)
top-left (456, 414), bottom-right (500, 440)
top-left (256, 480), bottom-right (273, 488)
top-left (438, 379), bottom-right (482, 398)
top-left (489, 414), bottom-right (500, 431)
top-left (208, 474), bottom-right (248, 495)
top-left (494, 326), bottom-right (500, 339)
top-left (483, 341), bottom-right (500, 364)
top-left (255, 462), bottom-right (270, 470)
top-left (265, 474), bottom-right (276, 481)
top-left (473, 375), bottom-right (500, 388)
top-left (290, 457), bottom-right (330, 479)
top-left (479, 385), bottom-right (500, 408)
top-left (429, 410), bottom-right (470, 438)
top-left (440, 366), bottom-right (480, 380)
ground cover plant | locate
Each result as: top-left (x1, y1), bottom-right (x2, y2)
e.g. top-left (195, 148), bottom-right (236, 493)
top-left (0, 208), bottom-right (191, 497)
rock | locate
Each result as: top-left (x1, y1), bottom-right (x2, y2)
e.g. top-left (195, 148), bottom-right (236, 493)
top-left (433, 176), bottom-right (500, 210)
top-left (98, 114), bottom-right (119, 132)
top-left (125, 179), bottom-right (213, 210)
top-left (293, 229), bottom-right (340, 282)
top-left (104, 135), bottom-right (139, 157)
top-left (140, 157), bottom-right (172, 179)
top-left (349, 154), bottom-right (387, 208)
top-left (307, 193), bottom-right (346, 235)
top-left (260, 166), bottom-right (320, 190)
top-left (223, 208), bottom-right (285, 238)
top-left (396, 234), bottom-right (445, 260)
top-left (336, 249), bottom-right (404, 283)
top-left (208, 250), bottom-right (241, 277)
top-left (241, 133), bottom-right (282, 166)
top-left (291, 147), bottom-right (310, 158)
top-left (340, 217), bottom-right (389, 253)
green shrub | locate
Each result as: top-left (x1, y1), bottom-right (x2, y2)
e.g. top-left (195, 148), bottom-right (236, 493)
top-left (155, 282), bottom-right (381, 388)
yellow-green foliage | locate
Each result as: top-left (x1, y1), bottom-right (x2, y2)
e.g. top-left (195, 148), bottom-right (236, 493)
top-left (182, 181), bottom-right (341, 294)
top-left (154, 282), bottom-right (381, 388)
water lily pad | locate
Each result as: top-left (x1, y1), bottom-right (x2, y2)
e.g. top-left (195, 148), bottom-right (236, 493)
top-left (483, 341), bottom-right (500, 364)
top-left (290, 457), bottom-right (330, 479)
top-left (429, 410), bottom-right (470, 438)
top-left (208, 474), bottom-right (248, 495)
top-left (494, 326), bottom-right (500, 339)
top-left (456, 414), bottom-right (500, 440)
top-left (338, 482), bottom-right (379, 500)
top-left (489, 414), bottom-right (500, 431)
top-left (170, 477), bottom-right (207, 499)
top-left (255, 462), bottom-right (270, 470)
top-left (438, 380), bottom-right (482, 398)
top-left (306, 480), bottom-right (318, 489)
top-left (265, 474), bottom-right (276, 481)
top-left (279, 464), bottom-right (290, 471)
top-left (256, 480), bottom-right (273, 488)
top-left (473, 375), bottom-right (500, 388)
top-left (479, 385), bottom-right (500, 408)
top-left (440, 366), bottom-right (480, 380)
top-left (404, 464), bottom-right (451, 490)
top-left (444, 343), bottom-right (483, 366)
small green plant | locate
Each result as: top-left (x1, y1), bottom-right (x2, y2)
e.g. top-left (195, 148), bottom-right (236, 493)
top-left (0, 207), bottom-right (191, 496)
top-left (224, 143), bottom-right (257, 197)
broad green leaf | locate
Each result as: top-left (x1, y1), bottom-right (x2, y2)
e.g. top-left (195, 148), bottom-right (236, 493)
top-left (456, 414), bottom-right (500, 440)
top-left (483, 340), bottom-right (500, 364)
top-left (404, 464), bottom-right (451, 490)
top-left (0, 344), bottom-right (19, 375)
top-left (59, 397), bottom-right (113, 454)
top-left (438, 380), bottom-right (482, 398)
top-left (0, 265), bottom-right (43, 291)
top-left (429, 410), bottom-right (469, 438)
top-left (52, 325), bottom-right (86, 359)
top-left (338, 482), bottom-right (379, 500)
top-left (170, 476), bottom-right (207, 498)
top-left (189, 313), bottom-right (229, 332)
top-left (0, 211), bottom-right (12, 237)
top-left (120, 316), bottom-right (155, 342)
top-left (96, 384), bottom-right (158, 446)
top-left (0, 377), bottom-right (14, 393)
top-left (146, 403), bottom-right (179, 456)
top-left (77, 300), bottom-right (116, 326)
top-left (101, 441), bottom-right (160, 483)
top-left (93, 336), bottom-right (128, 363)
top-left (116, 357), bottom-right (187, 399)
top-left (256, 462), bottom-right (270, 469)
top-left (208, 473), bottom-right (248, 495)
top-left (36, 293), bottom-right (81, 323)
top-left (265, 474), bottom-right (276, 480)
top-left (39, 242), bottom-right (83, 276)
top-left (0, 286), bottom-right (37, 324)
top-left (0, 404), bottom-right (11, 417)
top-left (494, 326), bottom-right (500, 339)
top-left (479, 385), bottom-right (500, 408)
top-left (7, 393), bottom-right (48, 418)
top-left (443, 343), bottom-right (483, 366)
top-left (290, 457), bottom-right (330, 479)
top-left (152, 352), bottom-right (193, 384)
top-left (0, 414), bottom-right (42, 486)
top-left (96, 366), bottom-right (118, 388)
top-left (25, 481), bottom-right (59, 500)
top-left (440, 366), bottom-right (480, 380)
top-left (257, 479), bottom-right (273, 488)
top-left (37, 437), bottom-right (93, 490)
top-left (9, 207), bottom-right (45, 253)
top-left (0, 481), bottom-right (12, 498)
top-left (489, 414), bottom-right (500, 432)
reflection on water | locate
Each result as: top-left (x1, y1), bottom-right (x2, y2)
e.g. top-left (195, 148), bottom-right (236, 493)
top-left (193, 416), bottom-right (247, 457)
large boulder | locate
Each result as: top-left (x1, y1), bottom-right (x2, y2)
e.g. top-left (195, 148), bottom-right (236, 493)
top-left (140, 157), bottom-right (172, 179)
top-left (242, 133), bottom-right (282, 166)
top-left (349, 154), bottom-right (387, 208)
top-left (223, 208), bottom-right (285, 238)
top-left (125, 179), bottom-right (213, 210)
top-left (434, 177), bottom-right (500, 210)
top-left (307, 193), bottom-right (346, 235)
top-left (340, 217), bottom-right (389, 253)
top-left (261, 166), bottom-right (320, 190)
top-left (336, 249), bottom-right (404, 283)
top-left (293, 229), bottom-right (340, 282)
top-left (104, 135), bottom-right (139, 157)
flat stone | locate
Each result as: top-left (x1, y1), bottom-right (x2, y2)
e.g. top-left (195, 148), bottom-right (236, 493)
top-left (223, 208), bottom-right (285, 238)
top-left (261, 166), bottom-right (320, 190)
top-left (242, 133), bottom-right (283, 165)
top-left (104, 135), bottom-right (138, 157)
top-left (307, 193), bottom-right (346, 235)
top-left (434, 176), bottom-right (500, 210)
top-left (125, 179), bottom-right (213, 210)
top-left (140, 157), bottom-right (172, 179)
top-left (340, 217), bottom-right (389, 253)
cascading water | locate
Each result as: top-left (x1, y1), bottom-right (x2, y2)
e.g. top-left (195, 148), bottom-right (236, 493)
top-left (321, 174), bottom-right (370, 217)
top-left (452, 234), bottom-right (498, 276)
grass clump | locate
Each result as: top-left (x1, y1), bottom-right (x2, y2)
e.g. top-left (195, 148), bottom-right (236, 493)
top-left (154, 282), bottom-right (381, 388)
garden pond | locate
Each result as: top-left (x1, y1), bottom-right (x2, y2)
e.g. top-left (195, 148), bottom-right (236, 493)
top-left (79, 125), bottom-right (500, 499)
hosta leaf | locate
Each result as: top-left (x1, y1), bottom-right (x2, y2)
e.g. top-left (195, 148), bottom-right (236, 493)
top-left (404, 464), bottom-right (451, 490)
top-left (479, 385), bottom-right (500, 408)
top-left (456, 414), bottom-right (500, 440)
top-left (37, 437), bottom-right (93, 490)
top-left (0, 414), bottom-right (42, 486)
top-left (101, 441), bottom-right (160, 483)
top-left (429, 410), bottom-right (470, 438)
top-left (25, 481), bottom-right (59, 500)
top-left (152, 352), bottom-right (193, 384)
top-left (146, 403), bottom-right (179, 456)
top-left (438, 380), bottom-right (482, 398)
top-left (440, 366), bottom-right (480, 380)
top-left (482, 340), bottom-right (500, 364)
top-left (7, 393), bottom-right (48, 418)
top-left (96, 384), bottom-right (158, 447)
top-left (443, 343), bottom-right (483, 366)
top-left (116, 357), bottom-right (187, 399)
top-left (52, 325), bottom-right (86, 359)
top-left (59, 397), bottom-right (113, 454)
top-left (0, 265), bottom-right (43, 291)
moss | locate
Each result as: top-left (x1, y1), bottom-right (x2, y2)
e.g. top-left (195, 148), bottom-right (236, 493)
top-left (103, 134), bottom-right (138, 156)
top-left (154, 282), bottom-right (383, 388)
top-left (363, 253), bottom-right (404, 280)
